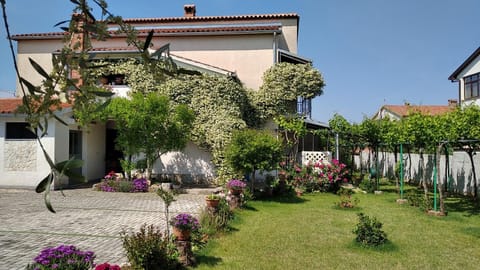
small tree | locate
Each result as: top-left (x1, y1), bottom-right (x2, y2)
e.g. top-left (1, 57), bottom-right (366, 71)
top-left (224, 129), bottom-right (283, 190)
top-left (105, 92), bottom-right (194, 180)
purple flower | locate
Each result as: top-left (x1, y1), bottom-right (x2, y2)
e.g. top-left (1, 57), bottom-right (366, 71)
top-left (132, 178), bottom-right (148, 192)
top-left (226, 179), bottom-right (247, 190)
top-left (170, 213), bottom-right (200, 231)
top-left (26, 244), bottom-right (95, 270)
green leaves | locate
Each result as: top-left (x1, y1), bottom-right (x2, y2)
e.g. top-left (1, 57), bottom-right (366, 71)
top-left (35, 159), bottom-right (85, 213)
top-left (29, 58), bottom-right (51, 81)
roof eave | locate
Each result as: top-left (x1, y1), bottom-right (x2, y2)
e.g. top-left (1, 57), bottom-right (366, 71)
top-left (448, 46), bottom-right (480, 81)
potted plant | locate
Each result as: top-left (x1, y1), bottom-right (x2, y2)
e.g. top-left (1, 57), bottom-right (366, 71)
top-left (205, 193), bottom-right (221, 208)
top-left (170, 213), bottom-right (199, 241)
top-left (226, 179), bottom-right (247, 195)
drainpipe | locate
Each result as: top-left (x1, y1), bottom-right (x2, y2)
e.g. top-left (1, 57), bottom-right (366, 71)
top-left (273, 32), bottom-right (278, 63)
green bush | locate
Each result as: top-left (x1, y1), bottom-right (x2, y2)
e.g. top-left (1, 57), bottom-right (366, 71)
top-left (406, 190), bottom-right (430, 212)
top-left (121, 224), bottom-right (180, 270)
top-left (359, 179), bottom-right (376, 193)
top-left (336, 187), bottom-right (359, 208)
top-left (352, 213), bottom-right (388, 247)
top-left (199, 198), bottom-right (234, 235)
top-left (118, 180), bottom-right (134, 192)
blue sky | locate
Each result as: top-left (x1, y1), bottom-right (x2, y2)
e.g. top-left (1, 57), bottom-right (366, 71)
top-left (1, 0), bottom-right (479, 123)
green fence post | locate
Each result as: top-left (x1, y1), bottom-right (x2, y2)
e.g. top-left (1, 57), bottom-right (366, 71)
top-left (433, 153), bottom-right (437, 212)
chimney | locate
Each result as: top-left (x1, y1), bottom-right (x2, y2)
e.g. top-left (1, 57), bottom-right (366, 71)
top-left (448, 99), bottom-right (458, 107)
top-left (184, 4), bottom-right (196, 17)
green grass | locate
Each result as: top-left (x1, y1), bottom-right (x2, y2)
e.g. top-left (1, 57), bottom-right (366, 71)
top-left (194, 189), bottom-right (480, 270)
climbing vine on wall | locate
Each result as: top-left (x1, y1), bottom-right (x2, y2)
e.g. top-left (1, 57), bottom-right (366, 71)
top-left (88, 59), bottom-right (325, 183)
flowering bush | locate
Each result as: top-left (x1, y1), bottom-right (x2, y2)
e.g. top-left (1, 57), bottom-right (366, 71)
top-left (25, 244), bottom-right (95, 270)
top-left (132, 178), bottom-right (148, 192)
top-left (278, 159), bottom-right (349, 193)
top-left (315, 159), bottom-right (349, 191)
top-left (96, 173), bottom-right (149, 193)
top-left (226, 179), bottom-right (247, 190)
top-left (170, 213), bottom-right (200, 231)
top-left (95, 262), bottom-right (121, 270)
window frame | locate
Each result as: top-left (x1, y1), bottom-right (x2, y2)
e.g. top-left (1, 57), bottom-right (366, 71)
top-left (5, 122), bottom-right (36, 140)
top-left (464, 72), bottom-right (480, 100)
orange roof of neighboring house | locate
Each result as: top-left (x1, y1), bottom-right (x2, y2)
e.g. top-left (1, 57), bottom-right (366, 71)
top-left (0, 98), bottom-right (72, 114)
top-left (0, 98), bottom-right (22, 114)
top-left (379, 104), bottom-right (454, 118)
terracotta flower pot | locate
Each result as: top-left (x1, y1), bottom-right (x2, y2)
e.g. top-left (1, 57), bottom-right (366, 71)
top-left (206, 198), bottom-right (220, 208)
top-left (173, 227), bottom-right (191, 241)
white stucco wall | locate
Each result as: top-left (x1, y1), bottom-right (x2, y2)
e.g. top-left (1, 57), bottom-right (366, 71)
top-left (155, 141), bottom-right (215, 183)
top-left (0, 116), bottom-right (54, 188)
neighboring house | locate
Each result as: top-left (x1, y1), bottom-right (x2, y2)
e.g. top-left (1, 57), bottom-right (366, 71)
top-left (0, 5), bottom-right (325, 188)
top-left (372, 100), bottom-right (457, 121)
top-left (449, 46), bottom-right (480, 107)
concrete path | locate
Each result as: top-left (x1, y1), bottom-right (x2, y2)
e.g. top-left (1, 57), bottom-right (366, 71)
top-left (0, 188), bottom-right (209, 269)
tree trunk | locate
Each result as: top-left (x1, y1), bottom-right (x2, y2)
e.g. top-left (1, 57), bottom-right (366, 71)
top-left (467, 149), bottom-right (478, 201)
top-left (419, 150), bottom-right (429, 201)
top-left (250, 167), bottom-right (256, 192)
top-left (146, 158), bottom-right (153, 181)
top-left (436, 144), bottom-right (445, 214)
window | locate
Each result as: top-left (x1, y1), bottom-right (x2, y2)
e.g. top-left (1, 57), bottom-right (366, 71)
top-left (297, 97), bottom-right (312, 118)
top-left (464, 73), bottom-right (480, 99)
top-left (5, 122), bottom-right (36, 139)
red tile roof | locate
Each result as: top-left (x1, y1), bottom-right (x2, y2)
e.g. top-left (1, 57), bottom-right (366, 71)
top-left (11, 13), bottom-right (288, 41)
top-left (382, 105), bottom-right (454, 118)
top-left (0, 98), bottom-right (72, 114)
top-left (120, 13), bottom-right (298, 24)
top-left (0, 98), bottom-right (22, 114)
top-left (12, 25), bottom-right (281, 40)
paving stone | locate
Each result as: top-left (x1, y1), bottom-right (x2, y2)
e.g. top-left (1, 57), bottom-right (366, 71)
top-left (0, 188), bottom-right (208, 269)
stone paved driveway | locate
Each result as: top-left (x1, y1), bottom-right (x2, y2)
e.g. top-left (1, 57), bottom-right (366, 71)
top-left (0, 188), bottom-right (207, 269)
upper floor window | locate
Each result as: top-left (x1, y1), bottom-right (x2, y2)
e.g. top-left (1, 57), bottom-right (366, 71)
top-left (464, 73), bottom-right (480, 99)
top-left (297, 97), bottom-right (312, 119)
top-left (5, 122), bottom-right (36, 140)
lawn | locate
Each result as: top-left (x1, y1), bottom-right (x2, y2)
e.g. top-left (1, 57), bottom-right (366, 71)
top-left (194, 187), bottom-right (480, 270)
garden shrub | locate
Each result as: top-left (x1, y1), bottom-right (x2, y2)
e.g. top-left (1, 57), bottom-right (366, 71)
top-left (199, 198), bottom-right (234, 235)
top-left (336, 187), bottom-right (359, 208)
top-left (352, 213), bottom-right (388, 247)
top-left (406, 189), bottom-right (430, 212)
top-left (359, 179), bottom-right (376, 193)
top-left (278, 159), bottom-right (348, 193)
top-left (121, 224), bottom-right (180, 270)
top-left (118, 180), bottom-right (134, 192)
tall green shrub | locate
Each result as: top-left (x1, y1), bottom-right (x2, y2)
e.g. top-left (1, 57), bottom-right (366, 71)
top-left (224, 129), bottom-right (283, 189)
top-left (121, 224), bottom-right (179, 270)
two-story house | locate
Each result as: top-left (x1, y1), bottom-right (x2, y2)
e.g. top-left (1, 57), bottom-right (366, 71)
top-left (0, 5), bottom-right (326, 188)
top-left (449, 46), bottom-right (480, 107)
